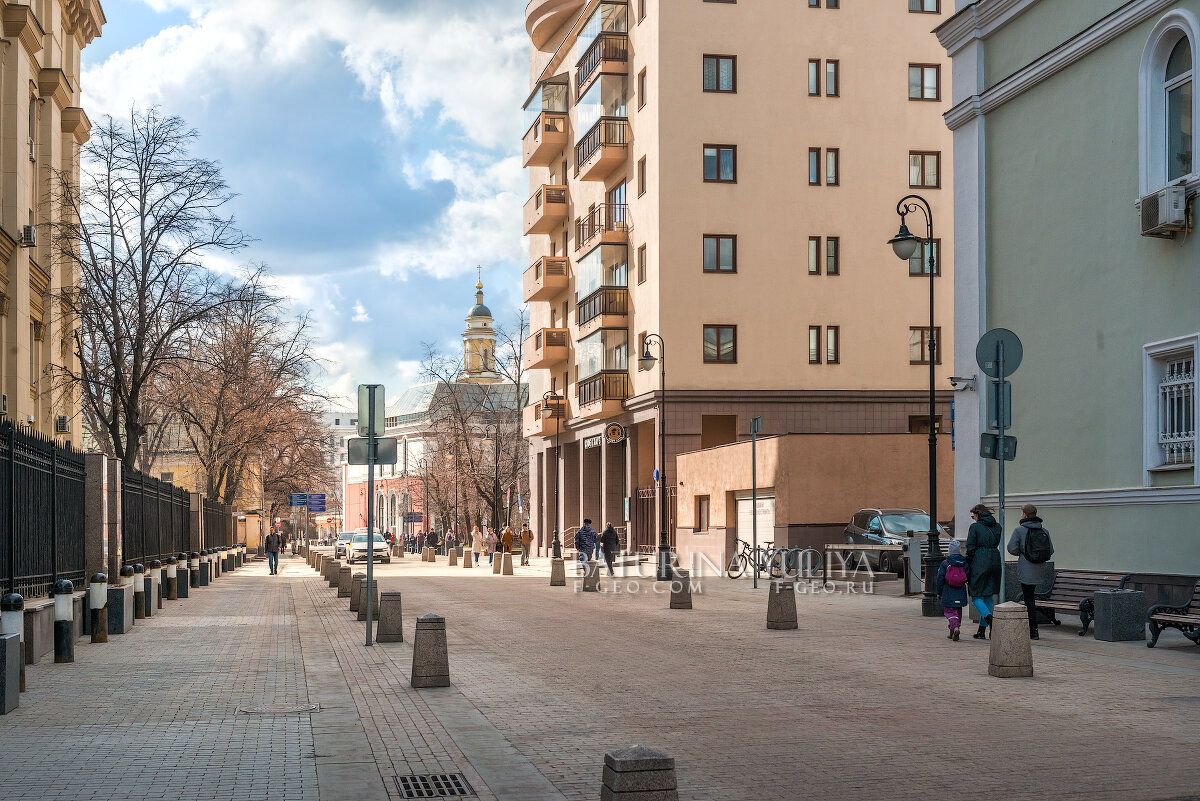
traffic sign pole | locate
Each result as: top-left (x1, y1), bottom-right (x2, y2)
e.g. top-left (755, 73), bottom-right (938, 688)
top-left (997, 341), bottom-right (1007, 606)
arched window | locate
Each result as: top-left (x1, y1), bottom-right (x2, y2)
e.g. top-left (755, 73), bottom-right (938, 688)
top-left (1140, 12), bottom-right (1200, 194)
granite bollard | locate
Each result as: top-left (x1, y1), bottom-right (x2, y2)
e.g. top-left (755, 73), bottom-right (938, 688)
top-left (177, 553), bottom-right (190, 599)
top-left (0, 594), bottom-right (24, 692)
top-left (448, 549), bottom-right (458, 566)
top-left (376, 591), bottom-right (404, 643)
top-left (349, 574), bottom-right (366, 613)
top-left (198, 551), bottom-right (210, 587)
top-left (582, 560), bottom-right (601, 592)
top-left (108, 567), bottom-right (135, 635)
top-left (52, 580), bottom-right (75, 664)
top-left (492, 554), bottom-right (503, 574)
top-left (153, 560), bottom-right (164, 609)
top-left (602, 745), bottom-right (678, 801)
top-left (357, 580), bottom-right (379, 622)
top-left (337, 566), bottom-right (353, 598)
top-left (410, 614), bottom-right (450, 688)
top-left (325, 558), bottom-right (339, 587)
top-left (989, 601), bottom-right (1034, 678)
top-left (462, 550), bottom-right (473, 569)
top-left (166, 557), bottom-right (179, 601)
top-left (1094, 589), bottom-right (1147, 642)
top-left (550, 558), bottom-right (566, 586)
top-left (502, 552), bottom-right (514, 575)
top-left (767, 581), bottom-right (798, 630)
top-left (88, 574), bottom-right (108, 643)
top-left (133, 564), bottom-right (146, 620)
top-left (0, 632), bottom-right (18, 713)
top-left (188, 552), bottom-right (201, 588)
top-left (669, 570), bottom-right (693, 610)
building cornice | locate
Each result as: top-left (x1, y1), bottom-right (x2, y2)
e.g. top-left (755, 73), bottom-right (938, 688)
top-left (2, 3), bottom-right (45, 55)
top-left (63, 0), bottom-right (105, 47)
top-left (623, 388), bottom-right (955, 413)
top-left (944, 0), bottom-right (1180, 131)
top-left (936, 0), bottom-right (1037, 56)
top-left (982, 484), bottom-right (1200, 508)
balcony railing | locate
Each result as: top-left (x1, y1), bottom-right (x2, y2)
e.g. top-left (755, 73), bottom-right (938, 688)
top-left (577, 32), bottom-right (629, 93)
top-left (575, 203), bottom-right (629, 251)
top-left (577, 286), bottom-right (629, 327)
top-left (575, 117), bottom-right (629, 178)
top-left (578, 370), bottom-right (630, 407)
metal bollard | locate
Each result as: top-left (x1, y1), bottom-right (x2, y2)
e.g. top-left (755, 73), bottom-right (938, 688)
top-left (1, 593), bottom-right (24, 691)
top-left (166, 556), bottom-right (178, 601)
top-left (176, 553), bottom-right (190, 599)
top-left (53, 579), bottom-right (74, 664)
top-left (89, 573), bottom-right (108, 643)
top-left (133, 564), bottom-right (146, 620)
top-left (189, 552), bottom-right (201, 588)
top-left (154, 559), bottom-right (164, 609)
top-left (150, 559), bottom-right (162, 612)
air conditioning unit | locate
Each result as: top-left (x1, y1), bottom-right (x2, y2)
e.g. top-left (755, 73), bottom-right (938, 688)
top-left (17, 225), bottom-right (35, 248)
top-left (54, 415), bottom-right (69, 433)
top-left (1139, 184), bottom-right (1189, 237)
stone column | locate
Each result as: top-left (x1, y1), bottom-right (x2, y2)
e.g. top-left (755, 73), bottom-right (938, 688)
top-left (83, 453), bottom-right (108, 583)
top-left (105, 459), bottom-right (123, 579)
top-left (188, 493), bottom-right (203, 553)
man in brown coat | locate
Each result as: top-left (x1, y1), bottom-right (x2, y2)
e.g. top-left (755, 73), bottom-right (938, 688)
top-left (519, 523), bottom-right (534, 565)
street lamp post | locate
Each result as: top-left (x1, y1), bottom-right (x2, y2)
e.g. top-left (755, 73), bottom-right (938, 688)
top-left (482, 425), bottom-right (502, 539)
top-left (887, 194), bottom-right (942, 617)
top-left (638, 334), bottom-right (672, 582)
top-left (540, 390), bottom-right (563, 559)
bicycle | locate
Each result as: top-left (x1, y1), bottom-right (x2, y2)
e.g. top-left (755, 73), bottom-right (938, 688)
top-left (726, 538), bottom-right (779, 578)
top-left (727, 540), bottom-right (823, 579)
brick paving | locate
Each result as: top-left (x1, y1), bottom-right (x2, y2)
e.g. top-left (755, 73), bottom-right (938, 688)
top-left (2, 549), bottom-right (1200, 800)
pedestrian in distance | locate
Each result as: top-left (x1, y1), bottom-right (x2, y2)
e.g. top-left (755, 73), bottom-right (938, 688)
top-left (472, 525), bottom-right (485, 565)
top-left (575, 518), bottom-right (597, 573)
top-left (428, 529), bottom-right (440, 556)
top-left (500, 525), bottom-right (514, 555)
top-left (966, 503), bottom-right (1004, 639)
top-left (935, 539), bottom-right (970, 641)
top-left (417, 531), bottom-right (426, 553)
top-left (264, 529), bottom-right (281, 575)
top-left (1007, 503), bottom-right (1054, 640)
top-left (486, 528), bottom-right (498, 565)
top-left (519, 523), bottom-right (534, 566)
top-left (446, 529), bottom-right (456, 556)
top-left (600, 522), bottom-right (620, 577)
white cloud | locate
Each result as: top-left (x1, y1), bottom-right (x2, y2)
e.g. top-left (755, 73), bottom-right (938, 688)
top-left (351, 301), bottom-right (371, 323)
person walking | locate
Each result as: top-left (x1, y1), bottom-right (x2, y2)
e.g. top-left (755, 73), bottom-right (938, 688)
top-left (1007, 503), bottom-right (1054, 640)
top-left (472, 525), bottom-right (485, 565)
top-left (600, 522), bottom-right (620, 577)
top-left (519, 523), bottom-right (534, 566)
top-left (966, 503), bottom-right (1004, 639)
top-left (486, 527), bottom-right (498, 565)
top-left (575, 518), bottom-right (597, 573)
top-left (446, 529), bottom-right (457, 556)
top-left (935, 539), bottom-right (970, 640)
top-left (265, 529), bottom-right (281, 575)
top-left (500, 525), bottom-right (514, 558)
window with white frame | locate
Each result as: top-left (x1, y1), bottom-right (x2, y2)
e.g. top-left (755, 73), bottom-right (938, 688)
top-left (1144, 335), bottom-right (1199, 479)
top-left (1139, 11), bottom-right (1200, 196)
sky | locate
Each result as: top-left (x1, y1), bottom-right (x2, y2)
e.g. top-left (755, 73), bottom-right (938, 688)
top-left (81, 0), bottom-right (530, 407)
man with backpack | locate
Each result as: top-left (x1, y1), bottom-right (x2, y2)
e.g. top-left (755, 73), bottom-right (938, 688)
top-left (1007, 503), bottom-right (1054, 640)
top-left (935, 539), bottom-right (970, 640)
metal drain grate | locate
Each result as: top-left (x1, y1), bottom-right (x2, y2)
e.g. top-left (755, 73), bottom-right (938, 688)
top-left (393, 774), bottom-right (475, 798)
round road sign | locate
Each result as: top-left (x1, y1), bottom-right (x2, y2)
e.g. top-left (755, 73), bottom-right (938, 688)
top-left (976, 328), bottom-right (1023, 379)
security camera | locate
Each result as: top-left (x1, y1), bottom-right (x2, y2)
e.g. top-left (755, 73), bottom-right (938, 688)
top-left (948, 375), bottom-right (976, 391)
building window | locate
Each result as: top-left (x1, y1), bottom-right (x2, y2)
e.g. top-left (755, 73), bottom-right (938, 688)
top-left (826, 237), bottom-right (840, 275)
top-left (909, 326), bottom-right (941, 364)
top-left (826, 326), bottom-right (840, 364)
top-left (908, 239), bottom-right (940, 275)
top-left (703, 235), bottom-right (736, 273)
top-left (808, 326), bottom-right (821, 364)
top-left (703, 325), bottom-right (737, 363)
top-left (826, 148), bottom-right (839, 185)
top-left (1145, 335), bottom-right (1199, 476)
top-left (1140, 15), bottom-right (1198, 193)
top-left (638, 156), bottom-right (647, 196)
top-left (808, 60), bottom-right (821, 96)
top-left (909, 151), bottom-right (940, 188)
top-left (703, 55), bottom-right (736, 93)
top-left (160, 472), bottom-right (174, 483)
top-left (1165, 37), bottom-right (1194, 181)
top-left (908, 64), bottom-right (940, 100)
top-left (334, 418), bottom-right (340, 426)
top-left (695, 495), bottom-right (710, 532)
top-left (639, 68), bottom-right (648, 109)
top-left (808, 148), bottom-right (821, 185)
top-left (638, 244), bottom-right (647, 284)
top-left (909, 0), bottom-right (939, 12)
top-left (704, 144), bottom-right (737, 182)
top-left (808, 236), bottom-right (821, 274)
top-left (826, 60), bottom-right (839, 96)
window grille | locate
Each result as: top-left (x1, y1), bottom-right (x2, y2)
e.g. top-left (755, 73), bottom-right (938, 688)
top-left (1159, 357), bottom-right (1195, 465)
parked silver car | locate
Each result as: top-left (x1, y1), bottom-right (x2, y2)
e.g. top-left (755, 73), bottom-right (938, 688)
top-left (333, 531), bottom-right (354, 559)
top-left (843, 508), bottom-right (953, 574)
top-left (346, 532), bottom-right (390, 564)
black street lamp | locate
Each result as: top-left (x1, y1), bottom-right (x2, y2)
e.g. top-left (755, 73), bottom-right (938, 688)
top-left (638, 334), bottom-right (672, 582)
top-left (482, 424), bottom-right (502, 539)
top-left (540, 389), bottom-right (563, 559)
top-left (887, 194), bottom-right (943, 617)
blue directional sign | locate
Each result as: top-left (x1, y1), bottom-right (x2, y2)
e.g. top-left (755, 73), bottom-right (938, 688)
top-left (402, 512), bottom-right (423, 523)
top-left (307, 493), bottom-right (326, 513)
top-left (288, 493), bottom-right (308, 507)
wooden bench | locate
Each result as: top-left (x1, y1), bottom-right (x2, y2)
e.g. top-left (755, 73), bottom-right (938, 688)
top-left (1034, 570), bottom-right (1130, 635)
top-left (1144, 579), bottom-right (1200, 648)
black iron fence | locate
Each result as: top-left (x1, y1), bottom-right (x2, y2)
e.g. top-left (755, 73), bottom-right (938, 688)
top-left (0, 422), bottom-right (86, 598)
top-left (203, 497), bottom-right (232, 548)
top-left (121, 469), bottom-right (191, 566)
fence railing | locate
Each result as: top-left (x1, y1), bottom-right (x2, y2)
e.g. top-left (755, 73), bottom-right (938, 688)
top-left (0, 422), bottom-right (86, 598)
top-left (204, 497), bottom-right (233, 548)
top-left (574, 117), bottom-right (629, 176)
top-left (121, 469), bottom-right (191, 566)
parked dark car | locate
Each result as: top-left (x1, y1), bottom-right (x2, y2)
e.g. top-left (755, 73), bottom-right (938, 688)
top-left (843, 508), bottom-right (953, 574)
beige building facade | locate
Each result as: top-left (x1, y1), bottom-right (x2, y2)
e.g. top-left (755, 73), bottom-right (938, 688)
top-left (0, 0), bottom-right (102, 444)
top-left (522, 0), bottom-right (955, 555)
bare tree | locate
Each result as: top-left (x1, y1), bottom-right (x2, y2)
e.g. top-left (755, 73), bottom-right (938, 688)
top-left (50, 108), bottom-right (256, 471)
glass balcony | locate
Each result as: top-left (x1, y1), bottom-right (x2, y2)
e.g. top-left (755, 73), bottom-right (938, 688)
top-left (522, 327), bottom-right (569, 370)
top-left (574, 2), bottom-right (629, 94)
top-left (575, 76), bottom-right (628, 181)
top-left (522, 80), bottom-right (569, 168)
top-left (523, 184), bottom-right (568, 235)
top-left (575, 203), bottom-right (629, 251)
top-left (523, 256), bottom-right (569, 303)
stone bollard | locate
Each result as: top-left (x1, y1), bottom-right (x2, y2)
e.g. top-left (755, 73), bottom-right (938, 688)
top-left (198, 551), bottom-right (210, 587)
top-left (1, 594), bottom-right (25, 692)
top-left (410, 614), bottom-right (450, 688)
top-left (166, 557), bottom-right (179, 601)
top-left (189, 552), bottom-right (201, 589)
top-left (326, 558), bottom-right (340, 588)
top-left (448, 549), bottom-right (458, 566)
top-left (767, 581), bottom-right (798, 630)
top-left (153, 560), bottom-right (164, 610)
top-left (177, 554), bottom-right (190, 599)
top-left (550, 558), bottom-right (566, 586)
top-left (349, 574), bottom-right (366, 613)
top-left (492, 554), bottom-right (503, 574)
top-left (53, 579), bottom-right (75, 664)
top-left (0, 629), bottom-right (18, 713)
top-left (582, 560), bottom-right (601, 592)
top-left (502, 552), bottom-right (514, 576)
top-left (463, 551), bottom-right (473, 569)
top-left (357, 580), bottom-right (379, 622)
top-left (377, 591), bottom-right (404, 643)
top-left (602, 745), bottom-right (678, 801)
top-left (88, 574), bottom-right (108, 643)
top-left (989, 601), bottom-right (1034, 678)
top-left (133, 564), bottom-right (146, 620)
top-left (109, 565), bottom-right (136, 635)
top-left (669, 570), bottom-right (693, 610)
top-left (337, 566), bottom-right (353, 598)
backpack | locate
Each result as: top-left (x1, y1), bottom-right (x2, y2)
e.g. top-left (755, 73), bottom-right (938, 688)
top-left (1023, 527), bottom-right (1054, 564)
top-left (945, 562), bottom-right (968, 588)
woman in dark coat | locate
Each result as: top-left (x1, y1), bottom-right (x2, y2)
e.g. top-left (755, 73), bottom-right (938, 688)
top-left (965, 502), bottom-right (1003, 639)
top-left (600, 523), bottom-right (621, 577)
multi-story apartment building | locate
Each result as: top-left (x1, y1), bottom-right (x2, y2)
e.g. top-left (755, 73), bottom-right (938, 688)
top-left (0, 0), bottom-right (103, 443)
top-left (522, 0), bottom-right (956, 553)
